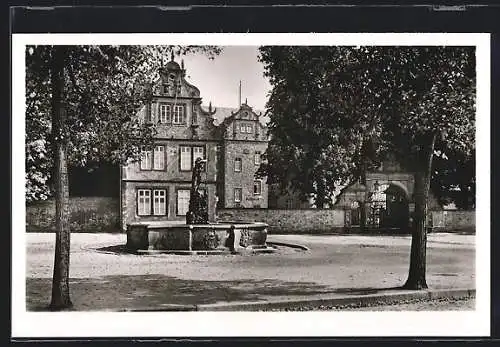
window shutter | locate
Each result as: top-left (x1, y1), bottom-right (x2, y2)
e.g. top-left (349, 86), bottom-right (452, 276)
top-left (150, 102), bottom-right (157, 123)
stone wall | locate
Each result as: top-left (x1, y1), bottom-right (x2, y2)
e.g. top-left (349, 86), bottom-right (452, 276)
top-left (217, 208), bottom-right (475, 234)
top-left (430, 210), bottom-right (475, 232)
top-left (217, 208), bottom-right (346, 234)
top-left (26, 197), bottom-right (120, 233)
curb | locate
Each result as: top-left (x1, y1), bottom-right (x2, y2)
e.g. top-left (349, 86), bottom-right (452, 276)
top-left (196, 288), bottom-right (475, 311)
top-left (118, 288), bottom-right (475, 312)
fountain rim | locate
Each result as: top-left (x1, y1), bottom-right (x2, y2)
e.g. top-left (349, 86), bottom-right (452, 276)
top-left (127, 221), bottom-right (268, 230)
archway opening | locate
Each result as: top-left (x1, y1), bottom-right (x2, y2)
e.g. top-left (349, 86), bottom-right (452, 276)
top-left (383, 184), bottom-right (410, 230)
top-left (366, 182), bottom-right (409, 231)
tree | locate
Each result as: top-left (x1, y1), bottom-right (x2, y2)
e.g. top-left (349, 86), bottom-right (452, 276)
top-left (431, 149), bottom-right (475, 210)
top-left (258, 45), bottom-right (475, 289)
top-left (26, 45), bottom-right (221, 310)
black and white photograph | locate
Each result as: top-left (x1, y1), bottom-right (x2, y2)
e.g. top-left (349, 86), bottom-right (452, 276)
top-left (12, 33), bottom-right (490, 337)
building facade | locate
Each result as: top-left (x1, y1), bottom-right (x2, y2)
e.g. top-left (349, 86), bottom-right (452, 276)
top-left (218, 103), bottom-right (269, 209)
top-left (120, 57), bottom-right (269, 230)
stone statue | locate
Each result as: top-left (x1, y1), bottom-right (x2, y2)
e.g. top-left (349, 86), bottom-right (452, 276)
top-left (186, 157), bottom-right (209, 224)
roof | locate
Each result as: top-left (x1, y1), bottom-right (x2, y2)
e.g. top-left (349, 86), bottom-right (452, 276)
top-left (204, 105), bottom-right (270, 126)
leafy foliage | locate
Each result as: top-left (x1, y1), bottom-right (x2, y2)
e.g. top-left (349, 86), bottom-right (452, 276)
top-left (25, 45), bottom-right (222, 202)
top-left (258, 46), bottom-right (475, 207)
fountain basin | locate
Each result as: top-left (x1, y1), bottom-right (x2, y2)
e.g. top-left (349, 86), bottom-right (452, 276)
top-left (126, 221), bottom-right (269, 253)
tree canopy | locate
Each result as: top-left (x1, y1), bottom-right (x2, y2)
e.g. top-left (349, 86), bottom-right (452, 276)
top-left (258, 46), bottom-right (475, 208)
top-left (25, 45), bottom-right (222, 203)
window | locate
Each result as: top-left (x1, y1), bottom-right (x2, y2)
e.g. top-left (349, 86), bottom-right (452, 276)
top-left (193, 146), bottom-right (204, 166)
top-left (254, 151), bottom-right (261, 165)
top-left (240, 123), bottom-right (253, 133)
top-left (177, 189), bottom-right (190, 216)
top-left (137, 189), bottom-right (167, 216)
top-left (180, 145), bottom-right (206, 171)
top-left (153, 189), bottom-right (167, 215)
top-left (180, 146), bottom-right (191, 171)
top-left (191, 104), bottom-right (198, 125)
top-left (234, 188), bottom-right (242, 203)
top-left (159, 104), bottom-right (171, 124)
top-left (254, 180), bottom-right (262, 195)
top-left (140, 150), bottom-right (152, 170)
top-left (173, 105), bottom-right (185, 124)
top-left (137, 189), bottom-right (151, 215)
top-left (234, 158), bottom-right (242, 172)
top-left (153, 146), bottom-right (165, 170)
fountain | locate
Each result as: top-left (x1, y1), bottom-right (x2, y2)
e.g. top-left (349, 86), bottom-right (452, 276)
top-left (126, 158), bottom-right (272, 254)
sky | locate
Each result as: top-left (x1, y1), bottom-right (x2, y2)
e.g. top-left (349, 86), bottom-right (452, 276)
top-left (180, 46), bottom-right (271, 111)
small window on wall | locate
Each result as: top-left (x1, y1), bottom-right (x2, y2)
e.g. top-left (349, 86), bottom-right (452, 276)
top-left (177, 189), bottom-right (190, 216)
top-left (137, 189), bottom-right (167, 216)
top-left (234, 158), bottom-right (242, 172)
top-left (173, 105), bottom-right (185, 124)
top-left (153, 146), bottom-right (165, 170)
top-left (159, 104), bottom-right (171, 124)
top-left (153, 189), bottom-right (167, 215)
top-left (254, 151), bottom-right (261, 165)
top-left (254, 180), bottom-right (262, 195)
top-left (180, 145), bottom-right (206, 171)
top-left (240, 123), bottom-right (253, 133)
top-left (234, 188), bottom-right (242, 203)
top-left (193, 146), bottom-right (205, 169)
top-left (140, 150), bottom-right (152, 170)
top-left (137, 189), bottom-right (151, 215)
top-left (180, 146), bottom-right (191, 171)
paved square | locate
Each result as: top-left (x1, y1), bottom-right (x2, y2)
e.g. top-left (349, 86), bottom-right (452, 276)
top-left (26, 232), bottom-right (475, 311)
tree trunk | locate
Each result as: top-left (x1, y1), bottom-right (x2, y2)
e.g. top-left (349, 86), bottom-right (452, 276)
top-left (403, 133), bottom-right (437, 290)
top-left (49, 46), bottom-right (72, 310)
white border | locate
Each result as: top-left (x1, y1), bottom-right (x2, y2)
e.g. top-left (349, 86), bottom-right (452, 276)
top-left (12, 33), bottom-right (490, 338)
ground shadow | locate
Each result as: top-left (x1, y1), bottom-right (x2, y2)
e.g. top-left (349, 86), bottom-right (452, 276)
top-left (96, 244), bottom-right (133, 254)
top-left (26, 275), bottom-right (402, 312)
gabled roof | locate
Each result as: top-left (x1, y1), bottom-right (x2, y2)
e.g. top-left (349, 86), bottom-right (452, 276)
top-left (205, 105), bottom-right (270, 126)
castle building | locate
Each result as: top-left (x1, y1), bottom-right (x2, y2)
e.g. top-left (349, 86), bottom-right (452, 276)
top-left (119, 56), bottom-right (269, 230)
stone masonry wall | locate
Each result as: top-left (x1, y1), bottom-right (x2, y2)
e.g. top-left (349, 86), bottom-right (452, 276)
top-left (430, 210), bottom-right (475, 232)
top-left (217, 208), bottom-right (345, 234)
top-left (26, 197), bottom-right (120, 232)
top-left (217, 208), bottom-right (475, 234)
